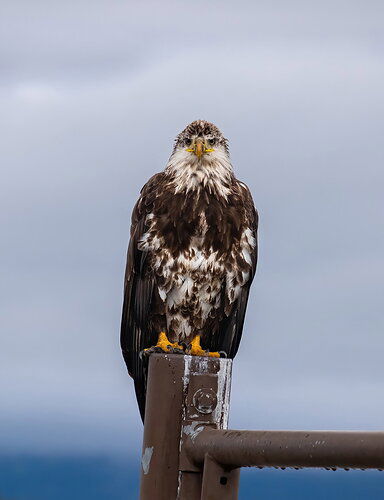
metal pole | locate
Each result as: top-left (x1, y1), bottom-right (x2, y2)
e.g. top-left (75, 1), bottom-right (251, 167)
top-left (201, 454), bottom-right (240, 500)
top-left (178, 355), bottom-right (234, 499)
top-left (186, 428), bottom-right (384, 470)
top-left (140, 354), bottom-right (234, 500)
top-left (140, 354), bottom-right (185, 500)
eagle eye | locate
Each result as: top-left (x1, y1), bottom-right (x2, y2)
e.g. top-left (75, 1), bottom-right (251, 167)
top-left (208, 138), bottom-right (216, 146)
top-left (184, 138), bottom-right (192, 146)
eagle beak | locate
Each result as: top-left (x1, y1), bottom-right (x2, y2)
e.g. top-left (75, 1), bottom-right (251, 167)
top-left (186, 138), bottom-right (214, 157)
top-left (195, 139), bottom-right (204, 157)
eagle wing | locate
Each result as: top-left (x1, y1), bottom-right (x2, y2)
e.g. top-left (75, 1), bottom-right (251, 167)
top-left (209, 182), bottom-right (258, 358)
top-left (120, 174), bottom-right (162, 421)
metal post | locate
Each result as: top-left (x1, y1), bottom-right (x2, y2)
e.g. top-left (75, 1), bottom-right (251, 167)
top-left (140, 354), bottom-right (185, 500)
top-left (178, 355), bottom-right (233, 499)
top-left (139, 354), bottom-right (384, 500)
top-left (185, 428), bottom-right (384, 470)
top-left (140, 354), bottom-right (234, 500)
top-left (201, 454), bottom-right (240, 500)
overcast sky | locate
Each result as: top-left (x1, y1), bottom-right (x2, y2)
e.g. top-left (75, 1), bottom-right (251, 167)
top-left (1, 0), bottom-right (384, 456)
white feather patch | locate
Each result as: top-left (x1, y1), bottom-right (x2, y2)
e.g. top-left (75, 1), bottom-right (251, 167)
top-left (165, 147), bottom-right (233, 199)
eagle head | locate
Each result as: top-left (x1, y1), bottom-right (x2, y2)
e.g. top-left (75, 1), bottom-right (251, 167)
top-left (166, 120), bottom-right (233, 195)
top-left (173, 120), bottom-right (229, 159)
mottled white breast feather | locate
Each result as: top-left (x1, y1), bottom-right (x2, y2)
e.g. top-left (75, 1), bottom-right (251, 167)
top-left (138, 222), bottom-right (256, 340)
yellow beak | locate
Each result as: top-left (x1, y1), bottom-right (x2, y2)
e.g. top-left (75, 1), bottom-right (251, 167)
top-left (195, 139), bottom-right (204, 157)
top-left (186, 138), bottom-right (214, 157)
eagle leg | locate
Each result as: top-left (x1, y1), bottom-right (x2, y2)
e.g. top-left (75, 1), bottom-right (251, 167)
top-left (186, 335), bottom-right (220, 358)
top-left (143, 332), bottom-right (185, 355)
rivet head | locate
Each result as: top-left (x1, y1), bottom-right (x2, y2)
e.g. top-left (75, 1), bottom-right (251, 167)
top-left (193, 388), bottom-right (217, 414)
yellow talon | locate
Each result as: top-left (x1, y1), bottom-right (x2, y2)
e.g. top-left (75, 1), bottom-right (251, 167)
top-left (189, 335), bottom-right (220, 358)
top-left (144, 332), bottom-right (183, 353)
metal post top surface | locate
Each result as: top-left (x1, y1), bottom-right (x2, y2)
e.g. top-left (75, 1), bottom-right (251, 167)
top-left (148, 352), bottom-right (233, 369)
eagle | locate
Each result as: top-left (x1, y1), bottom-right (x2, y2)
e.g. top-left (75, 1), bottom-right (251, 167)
top-left (120, 120), bottom-right (258, 421)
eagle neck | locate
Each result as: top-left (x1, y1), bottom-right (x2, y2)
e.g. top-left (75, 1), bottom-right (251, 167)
top-left (164, 151), bottom-right (234, 201)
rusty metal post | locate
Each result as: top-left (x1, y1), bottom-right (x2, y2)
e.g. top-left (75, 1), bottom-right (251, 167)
top-left (140, 354), bottom-right (234, 500)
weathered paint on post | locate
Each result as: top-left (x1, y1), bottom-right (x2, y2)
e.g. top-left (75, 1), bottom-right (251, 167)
top-left (178, 356), bottom-right (233, 499)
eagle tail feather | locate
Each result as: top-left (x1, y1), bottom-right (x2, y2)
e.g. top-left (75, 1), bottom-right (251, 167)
top-left (134, 377), bottom-right (146, 423)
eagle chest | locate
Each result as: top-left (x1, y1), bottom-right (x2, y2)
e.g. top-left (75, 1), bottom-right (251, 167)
top-left (139, 209), bottom-right (231, 338)
top-left (144, 210), bottom-right (226, 281)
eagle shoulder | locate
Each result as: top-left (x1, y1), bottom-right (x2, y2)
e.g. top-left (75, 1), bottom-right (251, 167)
top-left (131, 172), bottom-right (165, 229)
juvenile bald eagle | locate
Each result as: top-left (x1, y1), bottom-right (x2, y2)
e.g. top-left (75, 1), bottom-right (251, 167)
top-left (121, 120), bottom-right (258, 420)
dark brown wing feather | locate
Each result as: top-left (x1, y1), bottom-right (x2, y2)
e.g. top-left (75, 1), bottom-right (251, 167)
top-left (208, 182), bottom-right (258, 358)
top-left (120, 174), bottom-right (163, 421)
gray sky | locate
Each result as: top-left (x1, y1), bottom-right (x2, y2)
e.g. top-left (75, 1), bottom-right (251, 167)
top-left (1, 0), bottom-right (384, 455)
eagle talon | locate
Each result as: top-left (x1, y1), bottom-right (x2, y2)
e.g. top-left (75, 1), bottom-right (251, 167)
top-left (185, 335), bottom-right (220, 358)
top-left (207, 351), bottom-right (221, 358)
top-left (166, 344), bottom-right (185, 354)
top-left (172, 348), bottom-right (185, 354)
top-left (140, 346), bottom-right (163, 357)
top-left (142, 332), bottom-right (186, 357)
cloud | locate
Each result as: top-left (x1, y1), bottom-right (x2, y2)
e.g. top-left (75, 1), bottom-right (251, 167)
top-left (1, 0), bottom-right (384, 453)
